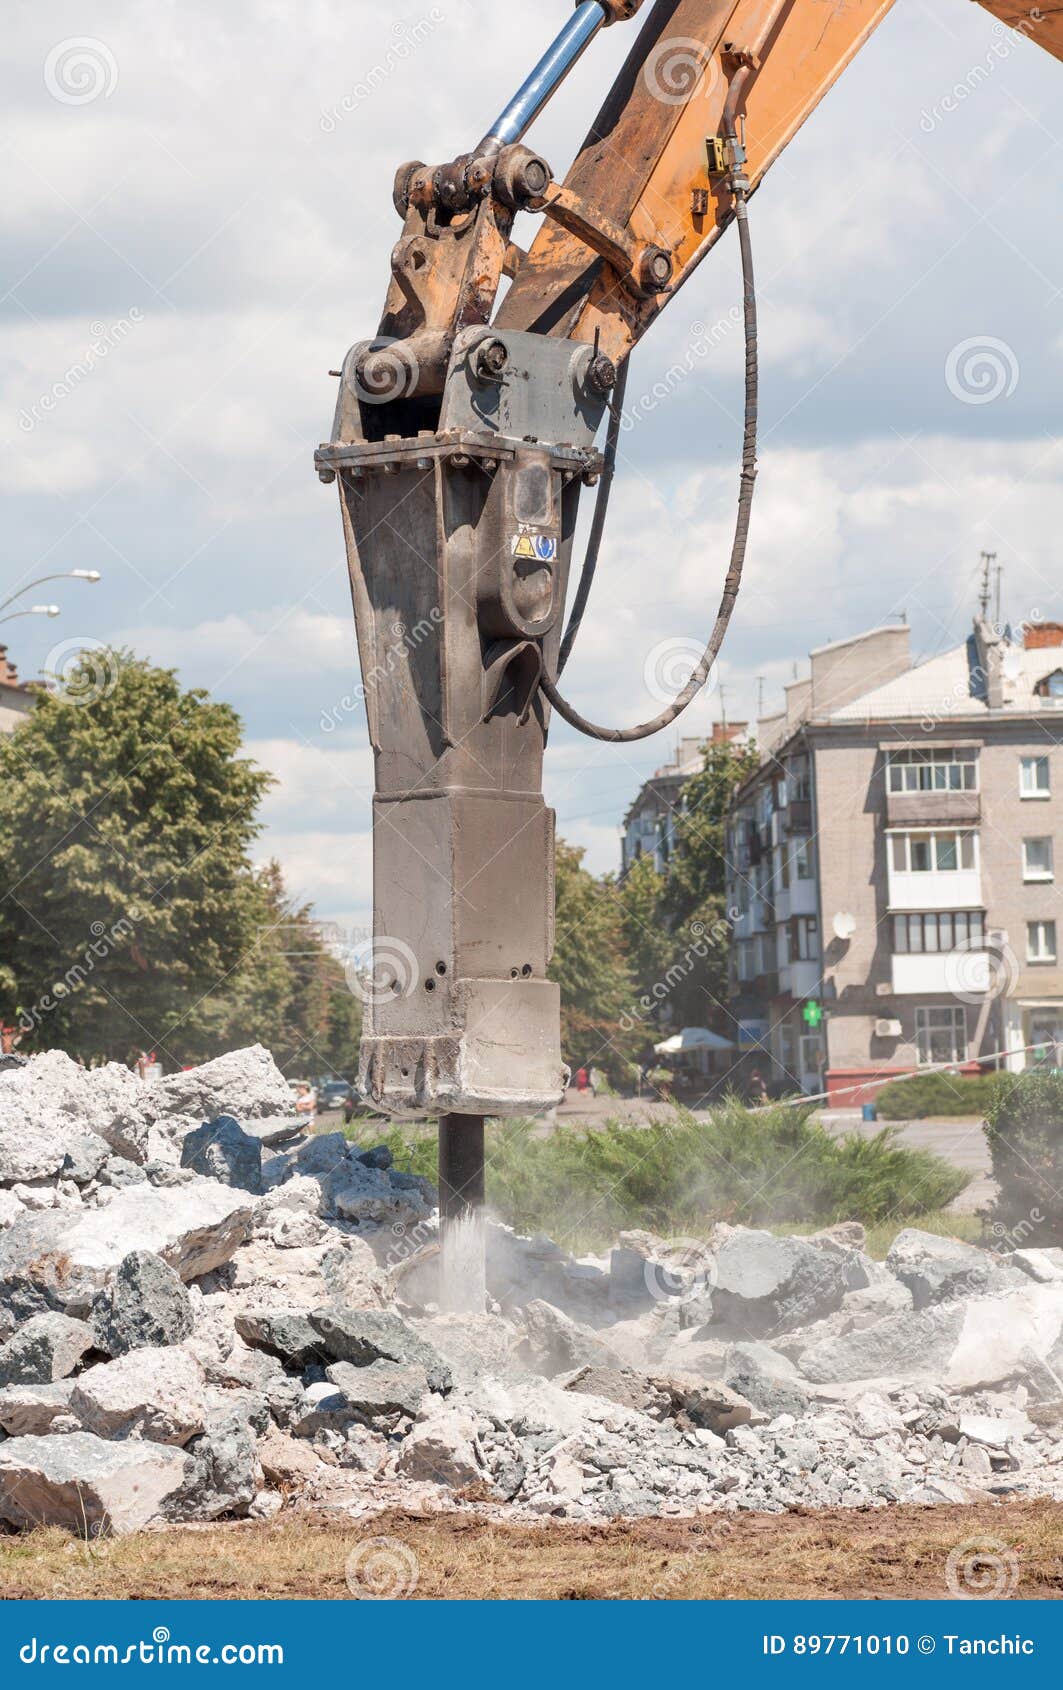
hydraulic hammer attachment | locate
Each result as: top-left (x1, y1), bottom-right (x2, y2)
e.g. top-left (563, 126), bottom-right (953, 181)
top-left (316, 326), bottom-right (610, 1120)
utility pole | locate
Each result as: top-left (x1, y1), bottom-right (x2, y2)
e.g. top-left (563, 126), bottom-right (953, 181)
top-left (978, 550), bottom-right (997, 619)
top-left (994, 560), bottom-right (1003, 628)
top-left (756, 675), bottom-right (765, 719)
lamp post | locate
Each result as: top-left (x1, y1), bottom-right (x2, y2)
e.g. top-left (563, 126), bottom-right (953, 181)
top-left (0, 570), bottom-right (101, 617)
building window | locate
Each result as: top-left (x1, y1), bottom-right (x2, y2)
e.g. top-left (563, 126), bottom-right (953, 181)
top-left (1023, 838), bottom-right (1054, 882)
top-left (1020, 756), bottom-right (1051, 798)
top-left (886, 746), bottom-right (978, 793)
top-left (789, 916), bottom-right (819, 960)
top-left (892, 911), bottom-right (984, 953)
top-left (889, 831), bottom-right (976, 872)
top-left (794, 839), bottom-right (814, 880)
top-left (1027, 920), bottom-right (1057, 963)
top-left (788, 756), bottom-right (811, 801)
top-left (915, 1005), bottom-right (968, 1065)
top-left (1034, 669), bottom-right (1063, 699)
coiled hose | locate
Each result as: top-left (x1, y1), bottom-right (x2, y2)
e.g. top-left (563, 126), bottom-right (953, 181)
top-left (540, 190), bottom-right (757, 742)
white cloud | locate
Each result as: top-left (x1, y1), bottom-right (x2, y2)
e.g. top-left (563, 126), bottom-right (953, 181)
top-left (5, 0), bottom-right (1063, 916)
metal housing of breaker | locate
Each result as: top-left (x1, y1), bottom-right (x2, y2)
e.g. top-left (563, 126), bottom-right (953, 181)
top-left (316, 327), bottom-right (607, 1118)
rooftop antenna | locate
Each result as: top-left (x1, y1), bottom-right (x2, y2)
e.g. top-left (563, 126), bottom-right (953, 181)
top-left (978, 550), bottom-right (997, 619)
top-left (756, 674), bottom-right (765, 718)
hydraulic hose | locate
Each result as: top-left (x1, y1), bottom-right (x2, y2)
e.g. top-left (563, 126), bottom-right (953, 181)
top-left (556, 357), bottom-right (629, 676)
top-left (539, 188), bottom-right (758, 743)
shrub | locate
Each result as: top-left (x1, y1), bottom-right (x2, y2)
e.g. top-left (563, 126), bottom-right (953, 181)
top-left (985, 1070), bottom-right (1063, 1245)
top-left (875, 1072), bottom-right (1002, 1120)
top-left (350, 1098), bottom-right (967, 1252)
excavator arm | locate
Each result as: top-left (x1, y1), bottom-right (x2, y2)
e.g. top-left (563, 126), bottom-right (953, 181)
top-left (498, 2), bottom-right (1062, 359)
top-left (315, 1), bottom-right (1063, 1298)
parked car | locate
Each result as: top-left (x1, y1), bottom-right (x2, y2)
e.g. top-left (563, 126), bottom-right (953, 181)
top-left (317, 1078), bottom-right (353, 1112)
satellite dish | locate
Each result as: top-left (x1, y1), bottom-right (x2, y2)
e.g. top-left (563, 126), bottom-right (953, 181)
top-left (832, 911), bottom-right (857, 941)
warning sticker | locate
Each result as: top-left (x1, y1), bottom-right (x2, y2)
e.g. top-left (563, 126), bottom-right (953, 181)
top-left (512, 532), bottom-right (558, 562)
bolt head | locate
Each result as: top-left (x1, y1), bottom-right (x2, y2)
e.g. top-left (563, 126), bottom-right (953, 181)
top-left (587, 353), bottom-right (617, 397)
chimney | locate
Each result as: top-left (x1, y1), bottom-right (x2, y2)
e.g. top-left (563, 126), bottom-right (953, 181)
top-left (1024, 620), bottom-right (1063, 650)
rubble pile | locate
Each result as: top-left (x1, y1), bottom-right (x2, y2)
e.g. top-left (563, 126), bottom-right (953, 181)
top-left (1, 1046), bottom-right (1062, 1535)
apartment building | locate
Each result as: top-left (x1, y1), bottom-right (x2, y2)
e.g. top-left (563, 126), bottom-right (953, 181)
top-left (0, 647), bottom-right (33, 735)
top-left (725, 618), bottom-right (1063, 1100)
top-left (621, 722), bottom-right (747, 876)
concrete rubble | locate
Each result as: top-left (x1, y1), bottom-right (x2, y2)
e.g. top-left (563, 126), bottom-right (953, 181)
top-left (0, 1045), bottom-right (1062, 1534)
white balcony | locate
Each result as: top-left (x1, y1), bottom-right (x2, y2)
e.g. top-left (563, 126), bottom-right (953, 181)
top-left (789, 877), bottom-right (818, 916)
top-left (788, 958), bottom-right (823, 999)
top-left (891, 950), bottom-right (991, 995)
top-left (887, 867), bottom-right (982, 911)
top-left (732, 909), bottom-right (753, 941)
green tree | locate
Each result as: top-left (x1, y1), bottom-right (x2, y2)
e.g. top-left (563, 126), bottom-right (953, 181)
top-left (658, 738), bottom-right (757, 1027)
top-left (0, 649), bottom-right (273, 1064)
top-left (549, 840), bottom-right (637, 1081)
top-left (615, 740), bottom-right (756, 1036)
top-left (210, 860), bottom-right (362, 1078)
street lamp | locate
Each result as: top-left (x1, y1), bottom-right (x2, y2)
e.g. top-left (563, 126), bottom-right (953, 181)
top-left (0, 571), bottom-right (101, 616)
top-left (0, 605), bottom-right (61, 627)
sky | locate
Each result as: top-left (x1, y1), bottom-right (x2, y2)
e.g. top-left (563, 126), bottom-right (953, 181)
top-left (3, 0), bottom-right (1062, 942)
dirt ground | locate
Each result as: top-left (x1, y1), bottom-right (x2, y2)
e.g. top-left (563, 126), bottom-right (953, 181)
top-left (2, 1501), bottom-right (1060, 1600)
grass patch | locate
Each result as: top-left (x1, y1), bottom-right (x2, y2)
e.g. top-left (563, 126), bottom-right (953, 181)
top-left (875, 1071), bottom-right (1002, 1120)
top-left (778, 1209), bottom-right (983, 1260)
top-left (349, 1099), bottom-right (968, 1253)
top-left (2, 1503), bottom-right (1059, 1600)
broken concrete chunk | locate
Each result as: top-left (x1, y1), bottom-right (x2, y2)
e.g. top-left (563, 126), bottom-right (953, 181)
top-left (395, 1401), bottom-right (485, 1489)
top-left (1009, 1247), bottom-right (1063, 1285)
top-left (181, 1115), bottom-right (263, 1193)
top-left (69, 1345), bottom-right (209, 1444)
top-left (808, 1221), bottom-right (867, 1253)
top-left (92, 1250), bottom-right (194, 1355)
top-left (515, 1299), bottom-right (615, 1377)
top-left (176, 1406), bottom-right (258, 1520)
top-left (800, 1303), bottom-right (966, 1384)
top-left (848, 1391), bottom-right (904, 1439)
top-left (562, 1364), bottom-right (667, 1416)
top-left (886, 1229), bottom-right (999, 1308)
top-left (0, 1310), bottom-right (95, 1386)
top-left (0, 1180), bottom-right (253, 1319)
top-left (234, 1310), bottom-right (326, 1369)
top-left (725, 1340), bottom-right (812, 1419)
top-left (257, 1425), bottom-right (324, 1487)
top-left (710, 1230), bottom-right (850, 1337)
top-left (653, 1374), bottom-right (759, 1434)
top-left (326, 1358), bottom-right (430, 1422)
top-left (308, 1307), bottom-right (452, 1391)
top-left (0, 1380), bottom-right (76, 1436)
top-left (0, 1431), bottom-right (190, 1535)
